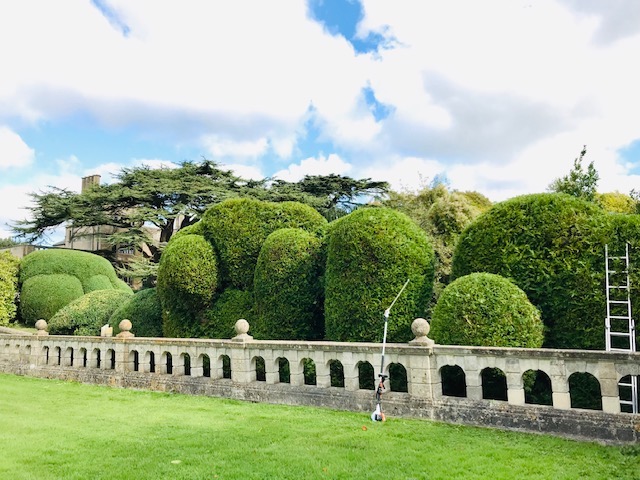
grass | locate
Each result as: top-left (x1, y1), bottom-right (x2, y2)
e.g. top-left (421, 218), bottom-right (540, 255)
top-left (0, 374), bottom-right (638, 480)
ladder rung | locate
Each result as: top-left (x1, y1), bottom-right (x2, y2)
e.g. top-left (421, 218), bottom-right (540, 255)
top-left (608, 270), bottom-right (629, 274)
top-left (609, 347), bottom-right (634, 352)
top-left (608, 300), bottom-right (630, 304)
top-left (608, 315), bottom-right (632, 320)
top-left (610, 332), bottom-right (632, 337)
top-left (608, 285), bottom-right (629, 289)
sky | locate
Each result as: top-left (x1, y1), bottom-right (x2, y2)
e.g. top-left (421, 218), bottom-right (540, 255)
top-left (1, 0), bottom-right (640, 242)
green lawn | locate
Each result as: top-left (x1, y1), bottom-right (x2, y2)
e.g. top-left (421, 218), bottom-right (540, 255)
top-left (0, 373), bottom-right (638, 479)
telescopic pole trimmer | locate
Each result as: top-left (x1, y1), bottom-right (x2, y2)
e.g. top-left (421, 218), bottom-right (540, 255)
top-left (371, 278), bottom-right (410, 422)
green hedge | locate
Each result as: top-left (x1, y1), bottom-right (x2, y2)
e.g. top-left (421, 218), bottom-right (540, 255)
top-left (201, 198), bottom-right (327, 290)
top-left (430, 273), bottom-right (544, 347)
top-left (253, 228), bottom-right (324, 340)
top-left (324, 207), bottom-right (435, 342)
top-left (109, 287), bottom-right (163, 337)
top-left (0, 251), bottom-right (19, 326)
top-left (18, 249), bottom-right (132, 325)
top-left (451, 193), bottom-right (640, 349)
top-left (48, 289), bottom-right (133, 336)
top-left (198, 288), bottom-right (254, 339)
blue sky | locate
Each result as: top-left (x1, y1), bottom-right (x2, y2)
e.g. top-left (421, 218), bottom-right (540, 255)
top-left (1, 0), bottom-right (640, 241)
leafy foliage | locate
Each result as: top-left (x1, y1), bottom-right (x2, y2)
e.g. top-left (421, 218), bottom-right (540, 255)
top-left (253, 228), bottom-right (324, 340)
top-left (48, 289), bottom-right (133, 336)
top-left (597, 191), bottom-right (637, 214)
top-left (157, 234), bottom-right (218, 337)
top-left (452, 193), bottom-right (640, 349)
top-left (430, 273), bottom-right (544, 347)
top-left (201, 198), bottom-right (327, 290)
top-left (0, 251), bottom-right (19, 325)
top-left (324, 207), bottom-right (435, 342)
top-left (18, 249), bottom-right (131, 325)
top-left (198, 288), bottom-right (254, 339)
top-left (548, 146), bottom-right (599, 202)
top-left (109, 287), bottom-right (163, 337)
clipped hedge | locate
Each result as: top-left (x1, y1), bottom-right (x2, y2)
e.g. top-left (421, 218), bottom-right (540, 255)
top-left (451, 193), bottom-right (640, 349)
top-left (109, 287), bottom-right (163, 337)
top-left (19, 249), bottom-right (132, 324)
top-left (201, 198), bottom-right (327, 290)
top-left (253, 228), bottom-right (324, 340)
top-left (430, 273), bottom-right (544, 347)
top-left (324, 207), bottom-right (435, 343)
top-left (199, 288), bottom-right (254, 339)
top-left (0, 251), bottom-right (19, 326)
top-left (48, 289), bottom-right (133, 336)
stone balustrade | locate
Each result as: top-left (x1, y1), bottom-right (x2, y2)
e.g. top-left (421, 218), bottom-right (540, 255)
top-left (1, 318), bottom-right (639, 443)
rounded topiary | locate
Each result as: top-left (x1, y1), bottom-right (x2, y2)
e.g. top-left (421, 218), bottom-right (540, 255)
top-left (0, 251), bottom-right (19, 326)
top-left (109, 287), bottom-right (163, 337)
top-left (324, 207), bottom-right (435, 343)
top-left (48, 289), bottom-right (134, 336)
top-left (20, 274), bottom-right (85, 326)
top-left (18, 249), bottom-right (132, 324)
top-left (253, 228), bottom-right (324, 340)
top-left (157, 233), bottom-right (218, 335)
top-left (430, 272), bottom-right (544, 347)
top-left (201, 198), bottom-right (327, 290)
top-left (198, 288), bottom-right (254, 339)
top-left (452, 193), bottom-right (619, 349)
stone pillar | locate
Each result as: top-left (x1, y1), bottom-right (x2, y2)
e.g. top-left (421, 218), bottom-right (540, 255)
top-left (315, 358), bottom-right (331, 388)
top-left (597, 362), bottom-right (621, 414)
top-left (230, 320), bottom-right (253, 383)
top-left (408, 318), bottom-right (435, 399)
top-left (550, 363), bottom-right (571, 410)
top-left (506, 358), bottom-right (525, 406)
top-left (466, 369), bottom-right (483, 401)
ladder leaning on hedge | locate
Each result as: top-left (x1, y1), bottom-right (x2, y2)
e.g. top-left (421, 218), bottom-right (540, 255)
top-left (604, 243), bottom-right (638, 413)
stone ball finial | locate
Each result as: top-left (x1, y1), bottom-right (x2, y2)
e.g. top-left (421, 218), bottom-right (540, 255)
top-left (232, 319), bottom-right (253, 342)
top-left (116, 319), bottom-right (135, 338)
top-left (35, 319), bottom-right (49, 336)
top-left (409, 318), bottom-right (434, 346)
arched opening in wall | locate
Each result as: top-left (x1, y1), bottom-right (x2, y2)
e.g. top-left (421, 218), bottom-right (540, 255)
top-left (164, 353), bottom-right (173, 374)
top-left (329, 360), bottom-right (345, 388)
top-left (221, 355), bottom-right (231, 379)
top-left (389, 363), bottom-right (408, 393)
top-left (201, 354), bottom-right (211, 378)
top-left (93, 348), bottom-right (101, 368)
top-left (523, 369), bottom-right (553, 406)
top-left (130, 350), bottom-right (140, 372)
top-left (277, 357), bottom-right (290, 383)
top-left (618, 375), bottom-right (640, 413)
top-left (481, 367), bottom-right (507, 401)
top-left (79, 348), bottom-right (87, 368)
top-left (54, 347), bottom-right (62, 366)
top-left (303, 358), bottom-right (317, 385)
top-left (253, 356), bottom-right (266, 382)
top-left (148, 351), bottom-right (156, 373)
top-left (440, 365), bottom-right (467, 397)
top-left (43, 346), bottom-right (50, 365)
top-left (358, 361), bottom-right (375, 390)
top-left (182, 353), bottom-right (191, 376)
top-left (569, 372), bottom-right (602, 410)
top-left (64, 347), bottom-right (74, 367)
top-left (107, 349), bottom-right (116, 370)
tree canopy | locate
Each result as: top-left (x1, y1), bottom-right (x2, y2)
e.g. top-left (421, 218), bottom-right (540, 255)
top-left (547, 145), bottom-right (599, 202)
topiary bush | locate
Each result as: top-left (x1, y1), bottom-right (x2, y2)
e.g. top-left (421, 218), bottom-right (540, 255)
top-left (198, 288), bottom-right (254, 339)
top-left (324, 207), bottom-right (435, 343)
top-left (0, 251), bottom-right (19, 326)
top-left (201, 198), bottom-right (327, 290)
top-left (48, 289), bottom-right (133, 336)
top-left (430, 272), bottom-right (544, 347)
top-left (253, 228), bottom-right (324, 340)
top-left (109, 287), bottom-right (163, 337)
top-left (452, 193), bottom-right (640, 349)
top-left (19, 249), bottom-right (132, 325)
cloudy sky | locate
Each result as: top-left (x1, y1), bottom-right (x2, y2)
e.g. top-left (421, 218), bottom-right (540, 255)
top-left (2, 0), bottom-right (640, 241)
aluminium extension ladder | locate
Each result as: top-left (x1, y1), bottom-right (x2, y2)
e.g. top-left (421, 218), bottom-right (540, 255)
top-left (604, 243), bottom-right (638, 413)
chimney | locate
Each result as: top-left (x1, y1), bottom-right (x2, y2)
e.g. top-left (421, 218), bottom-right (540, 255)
top-left (81, 175), bottom-right (101, 193)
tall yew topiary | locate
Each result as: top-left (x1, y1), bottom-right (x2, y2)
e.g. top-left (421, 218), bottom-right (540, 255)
top-left (430, 273), bottom-right (544, 348)
top-left (253, 228), bottom-right (324, 340)
top-left (201, 198), bottom-right (327, 290)
top-left (324, 207), bottom-right (435, 343)
top-left (109, 287), bottom-right (163, 337)
top-left (451, 193), bottom-right (640, 350)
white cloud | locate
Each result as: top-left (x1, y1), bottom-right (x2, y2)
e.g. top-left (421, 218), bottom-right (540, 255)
top-left (0, 127), bottom-right (34, 169)
top-left (222, 163), bottom-right (265, 181)
top-left (273, 154), bottom-right (352, 182)
top-left (360, 156), bottom-right (444, 193)
top-left (202, 135), bottom-right (269, 160)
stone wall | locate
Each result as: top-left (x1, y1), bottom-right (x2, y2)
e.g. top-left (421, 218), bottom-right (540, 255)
top-left (1, 319), bottom-right (639, 444)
